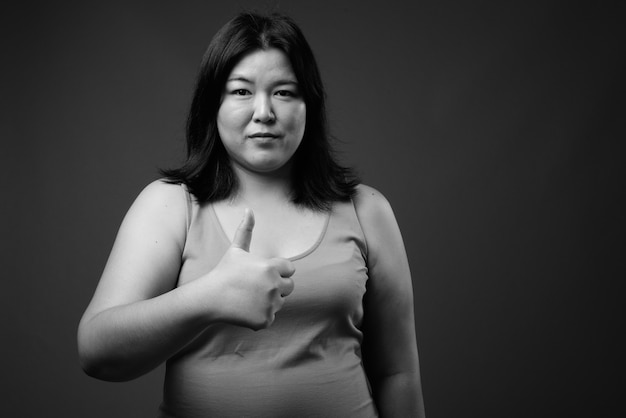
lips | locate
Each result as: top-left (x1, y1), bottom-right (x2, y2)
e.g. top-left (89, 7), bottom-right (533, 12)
top-left (249, 132), bottom-right (279, 139)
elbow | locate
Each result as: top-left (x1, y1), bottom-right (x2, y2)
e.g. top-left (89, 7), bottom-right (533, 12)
top-left (77, 332), bottom-right (114, 381)
top-left (77, 340), bottom-right (105, 380)
top-left (77, 322), bottom-right (136, 382)
top-left (78, 346), bottom-right (139, 382)
top-left (78, 353), bottom-right (108, 381)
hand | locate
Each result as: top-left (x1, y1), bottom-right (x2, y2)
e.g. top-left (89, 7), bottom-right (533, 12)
top-left (207, 208), bottom-right (295, 330)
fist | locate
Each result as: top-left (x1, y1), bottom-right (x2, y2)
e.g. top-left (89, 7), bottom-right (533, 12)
top-left (208, 209), bottom-right (295, 330)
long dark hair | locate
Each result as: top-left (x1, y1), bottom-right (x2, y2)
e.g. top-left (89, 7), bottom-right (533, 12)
top-left (161, 12), bottom-right (358, 211)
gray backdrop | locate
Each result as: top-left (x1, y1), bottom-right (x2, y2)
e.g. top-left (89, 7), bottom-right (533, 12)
top-left (2, 1), bottom-right (624, 417)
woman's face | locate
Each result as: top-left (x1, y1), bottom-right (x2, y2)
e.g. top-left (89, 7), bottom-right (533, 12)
top-left (217, 48), bottom-right (306, 176)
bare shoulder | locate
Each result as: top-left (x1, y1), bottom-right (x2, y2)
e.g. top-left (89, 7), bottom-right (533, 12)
top-left (130, 179), bottom-right (187, 217)
top-left (353, 184), bottom-right (395, 225)
top-left (353, 184), bottom-right (404, 268)
top-left (122, 179), bottom-right (189, 244)
top-left (133, 179), bottom-right (188, 209)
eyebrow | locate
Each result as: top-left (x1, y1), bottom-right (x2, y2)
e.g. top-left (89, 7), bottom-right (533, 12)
top-left (226, 75), bottom-right (299, 85)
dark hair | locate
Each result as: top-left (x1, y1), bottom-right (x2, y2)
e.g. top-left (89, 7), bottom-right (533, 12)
top-left (161, 12), bottom-right (358, 211)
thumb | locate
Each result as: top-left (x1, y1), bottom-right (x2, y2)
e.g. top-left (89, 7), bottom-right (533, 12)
top-left (270, 258), bottom-right (296, 279)
top-left (232, 208), bottom-right (255, 251)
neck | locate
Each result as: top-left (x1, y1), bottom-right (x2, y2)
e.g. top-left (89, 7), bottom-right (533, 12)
top-left (230, 163), bottom-right (294, 206)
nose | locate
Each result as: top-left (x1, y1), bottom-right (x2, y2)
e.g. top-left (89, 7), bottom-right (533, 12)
top-left (252, 94), bottom-right (275, 123)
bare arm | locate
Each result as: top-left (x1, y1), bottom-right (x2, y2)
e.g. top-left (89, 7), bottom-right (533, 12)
top-left (355, 185), bottom-right (426, 417)
top-left (77, 181), bottom-right (294, 381)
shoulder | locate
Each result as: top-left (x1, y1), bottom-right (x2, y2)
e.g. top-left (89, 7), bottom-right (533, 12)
top-left (130, 180), bottom-right (189, 215)
top-left (353, 184), bottom-right (395, 225)
top-left (135, 179), bottom-right (187, 203)
top-left (123, 179), bottom-right (189, 240)
top-left (352, 184), bottom-right (403, 267)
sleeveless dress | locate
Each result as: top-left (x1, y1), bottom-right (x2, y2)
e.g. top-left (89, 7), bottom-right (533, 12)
top-left (158, 191), bottom-right (378, 417)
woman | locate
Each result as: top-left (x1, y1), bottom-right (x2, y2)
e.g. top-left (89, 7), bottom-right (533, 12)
top-left (78, 12), bottom-right (425, 417)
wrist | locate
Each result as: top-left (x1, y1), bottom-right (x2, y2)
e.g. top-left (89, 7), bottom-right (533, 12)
top-left (175, 271), bottom-right (225, 328)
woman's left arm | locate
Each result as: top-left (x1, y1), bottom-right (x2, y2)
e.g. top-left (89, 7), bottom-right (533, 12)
top-left (355, 185), bottom-right (426, 418)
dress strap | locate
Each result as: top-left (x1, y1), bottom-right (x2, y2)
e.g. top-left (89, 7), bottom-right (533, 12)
top-left (179, 183), bottom-right (193, 232)
top-left (347, 197), bottom-right (369, 262)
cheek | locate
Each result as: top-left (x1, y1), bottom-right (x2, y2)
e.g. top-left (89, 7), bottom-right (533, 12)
top-left (217, 103), bottom-right (250, 133)
top-left (289, 107), bottom-right (306, 154)
top-left (288, 104), bottom-right (306, 137)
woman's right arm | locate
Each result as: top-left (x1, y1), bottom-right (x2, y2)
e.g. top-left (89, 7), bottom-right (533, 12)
top-left (77, 181), bottom-right (294, 382)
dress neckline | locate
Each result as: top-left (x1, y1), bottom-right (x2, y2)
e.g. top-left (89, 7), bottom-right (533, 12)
top-left (207, 204), bottom-right (331, 261)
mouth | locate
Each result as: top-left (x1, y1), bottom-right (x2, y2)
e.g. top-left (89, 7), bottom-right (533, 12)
top-left (249, 132), bottom-right (280, 139)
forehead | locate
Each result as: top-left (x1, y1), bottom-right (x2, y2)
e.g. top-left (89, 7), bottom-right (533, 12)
top-left (228, 48), bottom-right (297, 82)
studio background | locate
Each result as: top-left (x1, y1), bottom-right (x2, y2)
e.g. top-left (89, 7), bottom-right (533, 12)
top-left (2, 1), bottom-right (624, 417)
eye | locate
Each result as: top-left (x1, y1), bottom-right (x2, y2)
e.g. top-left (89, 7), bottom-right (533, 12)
top-left (275, 90), bottom-right (298, 98)
top-left (231, 89), bottom-right (251, 96)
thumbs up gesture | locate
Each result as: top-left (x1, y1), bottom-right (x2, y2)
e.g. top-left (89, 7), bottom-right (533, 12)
top-left (207, 209), bottom-right (295, 330)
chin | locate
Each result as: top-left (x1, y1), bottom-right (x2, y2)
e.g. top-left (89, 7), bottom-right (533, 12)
top-left (246, 159), bottom-right (292, 175)
top-left (254, 165), bottom-right (288, 174)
